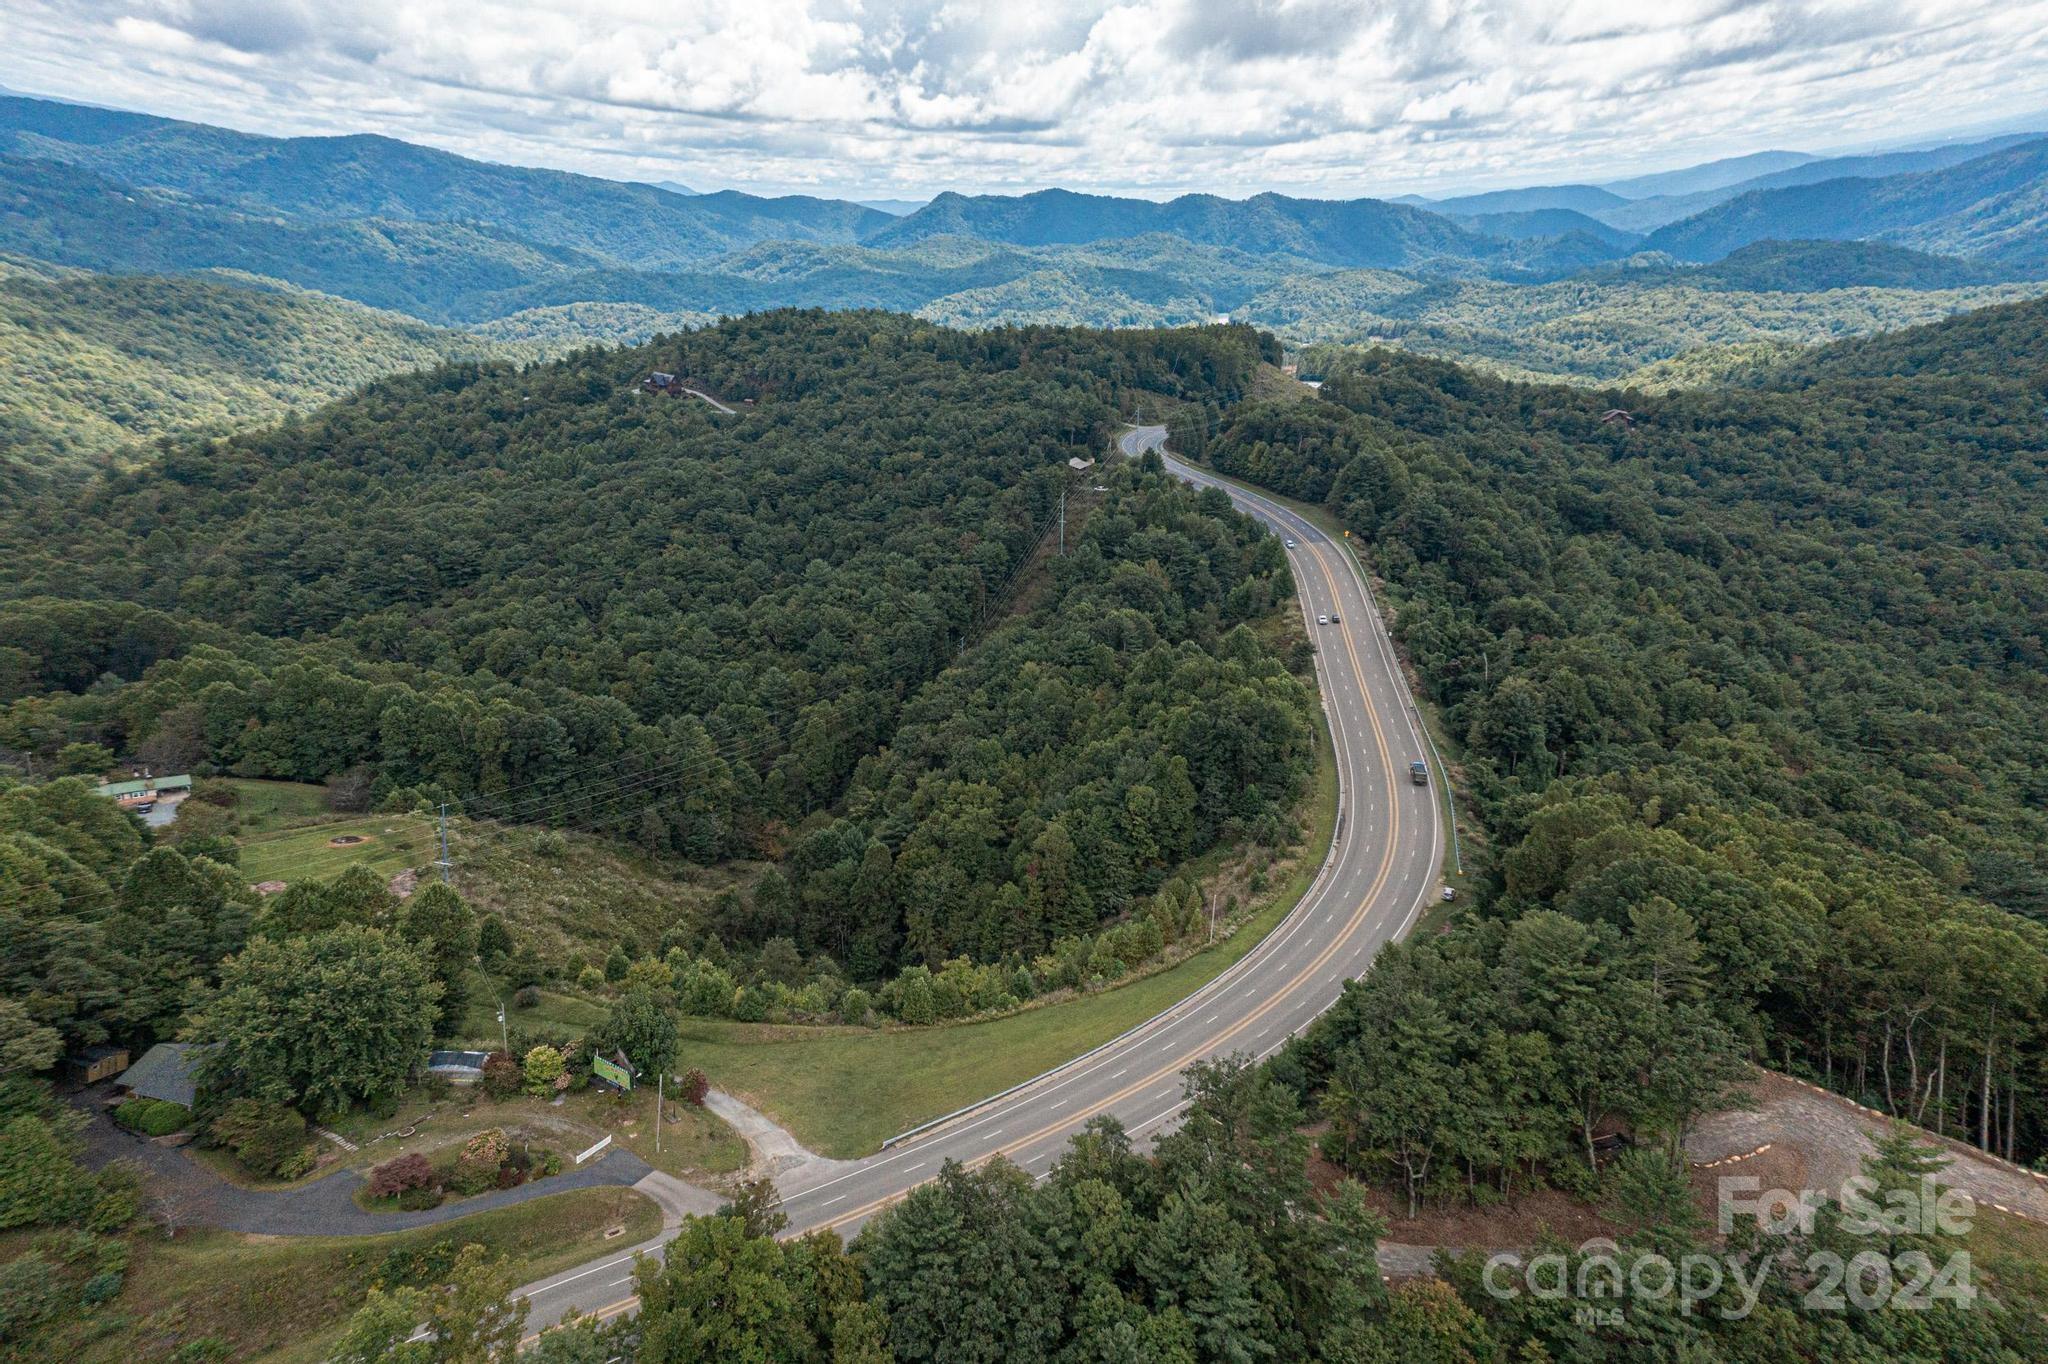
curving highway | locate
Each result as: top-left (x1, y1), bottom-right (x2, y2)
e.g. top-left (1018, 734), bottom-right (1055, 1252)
top-left (513, 424), bottom-right (1446, 1337)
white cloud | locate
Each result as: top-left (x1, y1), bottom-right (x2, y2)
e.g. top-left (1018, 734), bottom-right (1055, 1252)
top-left (6, 0), bottom-right (2048, 197)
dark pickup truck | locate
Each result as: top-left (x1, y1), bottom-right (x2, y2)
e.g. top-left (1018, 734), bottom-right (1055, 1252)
top-left (1409, 761), bottom-right (1429, 786)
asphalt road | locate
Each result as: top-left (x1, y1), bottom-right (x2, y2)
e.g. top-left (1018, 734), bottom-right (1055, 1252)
top-left (513, 425), bottom-right (1446, 1336)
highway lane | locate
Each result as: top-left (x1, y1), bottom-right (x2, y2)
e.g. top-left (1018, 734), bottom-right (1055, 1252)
top-left (513, 423), bottom-right (1446, 1337)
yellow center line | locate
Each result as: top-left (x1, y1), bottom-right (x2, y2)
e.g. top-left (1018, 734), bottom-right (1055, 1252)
top-left (813, 537), bottom-right (1401, 1234)
top-left (529, 529), bottom-right (1418, 1342)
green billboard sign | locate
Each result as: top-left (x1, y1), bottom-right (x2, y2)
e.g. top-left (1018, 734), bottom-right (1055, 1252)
top-left (592, 1055), bottom-right (632, 1090)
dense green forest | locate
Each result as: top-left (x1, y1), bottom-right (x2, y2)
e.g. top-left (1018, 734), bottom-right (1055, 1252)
top-left (0, 314), bottom-right (1298, 1000)
top-left (339, 1070), bottom-right (2048, 1364)
top-left (1177, 296), bottom-right (2048, 1168)
top-left (1265, 256), bottom-right (2048, 386)
top-left (0, 258), bottom-right (508, 486)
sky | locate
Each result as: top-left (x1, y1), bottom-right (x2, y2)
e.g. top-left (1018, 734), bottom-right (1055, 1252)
top-left (6, 0), bottom-right (2048, 200)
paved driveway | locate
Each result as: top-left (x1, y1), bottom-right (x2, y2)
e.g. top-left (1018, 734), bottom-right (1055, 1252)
top-left (78, 1100), bottom-right (654, 1236)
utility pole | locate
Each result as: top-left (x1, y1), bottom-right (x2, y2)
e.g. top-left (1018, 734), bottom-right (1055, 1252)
top-left (435, 803), bottom-right (452, 884)
top-left (655, 1071), bottom-right (663, 1155)
top-left (496, 1000), bottom-right (508, 1055)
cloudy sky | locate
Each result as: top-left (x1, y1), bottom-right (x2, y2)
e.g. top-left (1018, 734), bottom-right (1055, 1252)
top-left (7, 1), bottom-right (2048, 200)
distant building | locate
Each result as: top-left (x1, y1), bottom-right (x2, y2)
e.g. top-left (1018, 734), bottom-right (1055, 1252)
top-left (1067, 456), bottom-right (1096, 472)
top-left (643, 371), bottom-right (683, 395)
top-left (114, 1042), bottom-right (213, 1108)
top-left (93, 772), bottom-right (192, 813)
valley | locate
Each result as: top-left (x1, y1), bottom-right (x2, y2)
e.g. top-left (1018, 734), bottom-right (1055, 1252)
top-left (5, 43), bottom-right (2048, 1364)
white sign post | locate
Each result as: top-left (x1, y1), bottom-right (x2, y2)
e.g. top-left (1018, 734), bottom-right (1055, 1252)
top-left (575, 1134), bottom-right (612, 1165)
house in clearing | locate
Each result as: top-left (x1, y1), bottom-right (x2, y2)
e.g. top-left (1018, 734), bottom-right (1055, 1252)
top-left (93, 772), bottom-right (192, 814)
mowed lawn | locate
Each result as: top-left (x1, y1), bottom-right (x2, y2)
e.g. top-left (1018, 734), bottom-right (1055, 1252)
top-left (236, 813), bottom-right (434, 886)
top-left (681, 720), bottom-right (1339, 1158)
top-left (51, 1186), bottom-right (659, 1364)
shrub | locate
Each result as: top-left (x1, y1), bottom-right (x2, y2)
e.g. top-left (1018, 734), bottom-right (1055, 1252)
top-left (378, 1238), bottom-right (459, 1288)
top-left (678, 1068), bottom-right (709, 1107)
top-left (84, 1164), bottom-right (141, 1233)
top-left (273, 1144), bottom-right (317, 1180)
top-left (477, 915), bottom-right (514, 967)
top-left (512, 985), bottom-right (542, 1009)
top-left (208, 1099), bottom-right (308, 1178)
top-left (451, 1128), bottom-right (508, 1195)
top-left (80, 1269), bottom-right (124, 1305)
top-left (522, 1045), bottom-right (565, 1097)
top-left (397, 1186), bottom-right (444, 1210)
top-left (576, 965), bottom-right (606, 993)
top-left (603, 948), bottom-right (630, 983)
top-left (366, 1152), bottom-right (436, 1200)
top-left (116, 1099), bottom-right (191, 1137)
top-left (537, 1149), bottom-right (562, 1177)
top-left (0, 1252), bottom-right (63, 1343)
top-left (480, 1051), bottom-right (521, 1100)
top-left (836, 987), bottom-right (873, 1026)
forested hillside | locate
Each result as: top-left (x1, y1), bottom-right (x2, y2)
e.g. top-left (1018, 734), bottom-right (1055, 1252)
top-left (1176, 297), bottom-right (2048, 1170)
top-left (1261, 259), bottom-right (2048, 385)
top-left (0, 96), bottom-right (891, 267)
top-left (1, 315), bottom-right (1302, 1001)
top-left (4, 93), bottom-right (2043, 400)
top-left (0, 259), bottom-right (505, 486)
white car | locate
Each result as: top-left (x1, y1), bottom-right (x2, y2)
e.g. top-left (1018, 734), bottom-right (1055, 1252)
top-left (1285, 538), bottom-right (1296, 548)
top-left (1317, 613), bottom-right (1329, 625)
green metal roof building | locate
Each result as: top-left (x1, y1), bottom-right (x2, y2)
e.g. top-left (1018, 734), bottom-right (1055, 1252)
top-left (94, 774), bottom-right (193, 799)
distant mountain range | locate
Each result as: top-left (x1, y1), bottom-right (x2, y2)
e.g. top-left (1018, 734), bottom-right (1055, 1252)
top-left (1, 89), bottom-right (2044, 463)
top-left (1598, 149), bottom-right (1817, 199)
top-left (1643, 138), bottom-right (2048, 268)
top-left (5, 94), bottom-right (2041, 306)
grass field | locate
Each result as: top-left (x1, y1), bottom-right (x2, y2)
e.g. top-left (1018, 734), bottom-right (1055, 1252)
top-left (676, 718), bottom-right (1340, 1158)
top-left (221, 778), bottom-right (331, 832)
top-left (42, 1186), bottom-right (659, 1364)
top-left (455, 977), bottom-right (610, 1048)
top-left (236, 812), bottom-right (435, 886)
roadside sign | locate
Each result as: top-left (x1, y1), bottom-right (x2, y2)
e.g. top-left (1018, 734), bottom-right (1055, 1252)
top-left (592, 1055), bottom-right (632, 1090)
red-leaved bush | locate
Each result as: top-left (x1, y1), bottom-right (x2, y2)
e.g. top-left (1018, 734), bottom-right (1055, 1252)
top-left (366, 1152), bottom-right (436, 1199)
top-left (679, 1068), bottom-right (710, 1107)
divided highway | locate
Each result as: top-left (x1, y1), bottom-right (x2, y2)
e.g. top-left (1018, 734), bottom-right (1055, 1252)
top-left (514, 424), bottom-right (1446, 1336)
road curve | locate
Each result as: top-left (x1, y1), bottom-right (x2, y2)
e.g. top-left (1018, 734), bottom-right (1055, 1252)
top-left (514, 424), bottom-right (1446, 1337)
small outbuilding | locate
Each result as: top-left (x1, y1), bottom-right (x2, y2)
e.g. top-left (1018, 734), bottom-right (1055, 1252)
top-left (426, 1049), bottom-right (493, 1085)
top-left (65, 1046), bottom-right (131, 1085)
top-left (114, 1042), bottom-right (209, 1108)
